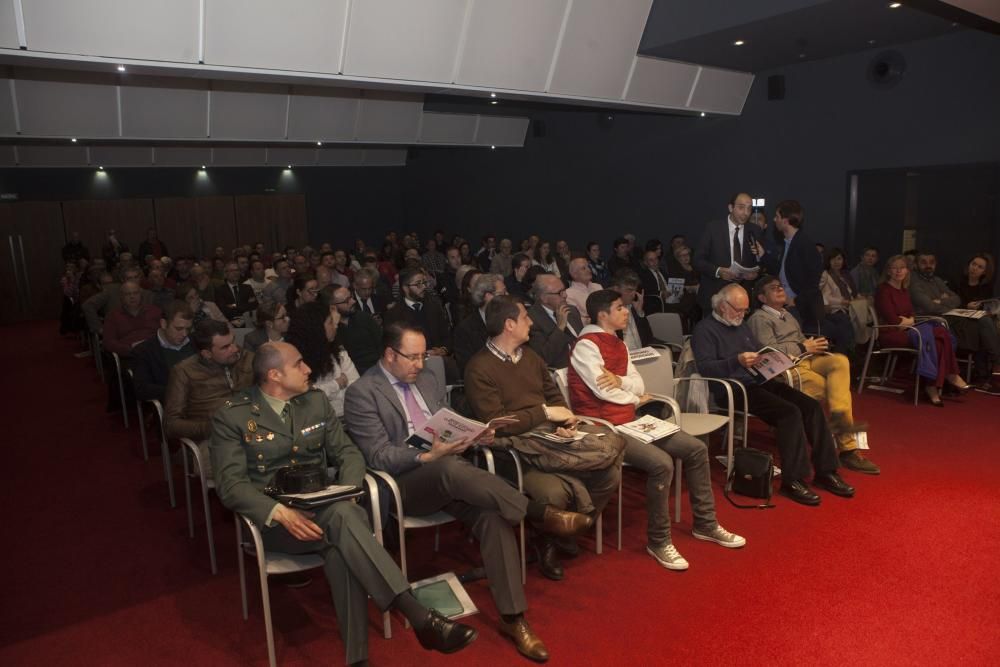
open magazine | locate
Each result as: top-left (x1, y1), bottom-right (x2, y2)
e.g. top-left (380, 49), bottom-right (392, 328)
top-left (664, 277), bottom-right (686, 304)
top-left (616, 414), bottom-right (680, 443)
top-left (406, 408), bottom-right (519, 450)
top-left (728, 261), bottom-right (760, 281)
top-left (943, 307), bottom-right (988, 319)
top-left (747, 346), bottom-right (813, 383)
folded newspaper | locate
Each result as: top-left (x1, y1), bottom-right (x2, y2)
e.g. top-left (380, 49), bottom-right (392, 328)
top-left (943, 308), bottom-right (987, 320)
top-left (728, 261), bottom-right (760, 281)
top-left (747, 346), bottom-right (811, 383)
top-left (616, 414), bottom-right (680, 443)
top-left (628, 346), bottom-right (662, 362)
top-left (406, 408), bottom-right (519, 450)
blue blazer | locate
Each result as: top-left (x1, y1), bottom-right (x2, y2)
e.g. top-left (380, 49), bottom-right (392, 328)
top-left (759, 230), bottom-right (824, 333)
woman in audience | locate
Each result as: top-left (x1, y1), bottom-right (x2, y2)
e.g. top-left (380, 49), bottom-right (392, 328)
top-left (458, 240), bottom-right (474, 266)
top-left (586, 241), bottom-right (610, 286)
top-left (956, 253), bottom-right (995, 309)
top-left (178, 284), bottom-right (226, 324)
top-left (242, 301), bottom-right (290, 353)
top-left (285, 274), bottom-right (319, 317)
top-left (819, 248), bottom-right (860, 358)
top-left (455, 268), bottom-right (482, 324)
top-left (538, 240), bottom-right (568, 283)
top-left (555, 239), bottom-right (572, 266)
top-left (875, 254), bottom-right (969, 406)
top-left (421, 237), bottom-right (446, 275)
top-left (285, 301), bottom-right (359, 417)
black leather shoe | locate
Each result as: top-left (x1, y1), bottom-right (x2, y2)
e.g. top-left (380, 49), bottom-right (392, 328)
top-left (813, 472), bottom-right (855, 498)
top-left (414, 609), bottom-right (478, 654)
top-left (536, 539), bottom-right (564, 581)
top-left (533, 506), bottom-right (593, 538)
top-left (780, 480), bottom-right (821, 506)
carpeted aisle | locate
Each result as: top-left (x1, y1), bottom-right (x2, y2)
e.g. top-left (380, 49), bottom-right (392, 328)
top-left (1, 321), bottom-right (997, 666)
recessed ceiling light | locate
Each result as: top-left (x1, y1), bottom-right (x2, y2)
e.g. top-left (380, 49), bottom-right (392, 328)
top-left (98, 166), bottom-right (104, 170)
top-left (490, 145), bottom-right (496, 150)
top-left (71, 138), bottom-right (77, 143)
top-left (200, 165), bottom-right (206, 169)
top-left (889, 2), bottom-right (901, 8)
top-left (733, 40), bottom-right (745, 46)
top-left (868, 39), bottom-right (877, 45)
top-left (699, 112), bottom-right (706, 117)
top-left (490, 92), bottom-right (496, 98)
top-left (490, 100), bottom-right (498, 105)
top-left (286, 165), bottom-right (292, 169)
top-left (117, 65), bottom-right (126, 72)
top-left (316, 141), bottom-right (322, 146)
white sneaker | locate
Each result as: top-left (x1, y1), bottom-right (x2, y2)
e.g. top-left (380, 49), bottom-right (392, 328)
top-left (646, 543), bottom-right (689, 571)
top-left (692, 525), bottom-right (746, 549)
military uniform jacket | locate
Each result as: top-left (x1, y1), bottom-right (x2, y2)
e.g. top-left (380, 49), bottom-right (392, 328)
top-left (210, 385), bottom-right (366, 527)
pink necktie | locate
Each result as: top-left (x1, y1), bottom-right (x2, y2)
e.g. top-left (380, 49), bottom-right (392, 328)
top-left (398, 382), bottom-right (427, 431)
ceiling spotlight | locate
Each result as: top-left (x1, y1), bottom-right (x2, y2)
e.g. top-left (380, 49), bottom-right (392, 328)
top-left (733, 40), bottom-right (745, 46)
top-left (490, 92), bottom-right (497, 98)
top-left (700, 112), bottom-right (706, 117)
top-left (490, 145), bottom-right (496, 150)
top-left (200, 165), bottom-right (206, 170)
top-left (490, 100), bottom-right (498, 105)
top-left (71, 138), bottom-right (77, 143)
top-left (98, 166), bottom-right (104, 171)
top-left (868, 39), bottom-right (877, 45)
top-left (286, 165), bottom-right (292, 169)
top-left (889, 2), bottom-right (901, 8)
top-left (117, 65), bottom-right (126, 72)
top-left (316, 141), bottom-right (322, 146)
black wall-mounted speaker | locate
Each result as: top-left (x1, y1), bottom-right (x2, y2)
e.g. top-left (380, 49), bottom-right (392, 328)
top-left (532, 120), bottom-right (547, 138)
top-left (767, 75), bottom-right (785, 101)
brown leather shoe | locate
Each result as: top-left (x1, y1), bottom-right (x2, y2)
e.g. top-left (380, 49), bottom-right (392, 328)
top-left (534, 506), bottom-right (593, 538)
top-left (499, 616), bottom-right (550, 662)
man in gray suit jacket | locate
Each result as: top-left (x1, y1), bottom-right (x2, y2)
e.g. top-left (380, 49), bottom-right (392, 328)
top-left (527, 273), bottom-right (584, 369)
top-left (343, 321), bottom-right (592, 663)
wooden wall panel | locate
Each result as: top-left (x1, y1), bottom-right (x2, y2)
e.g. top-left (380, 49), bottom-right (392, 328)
top-left (235, 194), bottom-right (307, 254)
top-left (195, 197), bottom-right (237, 258)
top-left (152, 197), bottom-right (200, 258)
top-left (15, 201), bottom-right (66, 320)
top-left (62, 199), bottom-right (154, 262)
top-left (232, 196), bottom-right (275, 251)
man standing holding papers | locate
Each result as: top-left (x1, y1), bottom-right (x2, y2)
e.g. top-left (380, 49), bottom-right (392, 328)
top-left (568, 289), bottom-right (745, 571)
top-left (210, 342), bottom-right (477, 666)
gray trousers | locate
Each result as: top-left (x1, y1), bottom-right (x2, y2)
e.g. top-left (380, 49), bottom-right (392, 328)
top-left (521, 462), bottom-right (620, 518)
top-left (262, 500), bottom-right (409, 665)
top-left (396, 455), bottom-right (529, 615)
top-left (623, 430), bottom-right (717, 547)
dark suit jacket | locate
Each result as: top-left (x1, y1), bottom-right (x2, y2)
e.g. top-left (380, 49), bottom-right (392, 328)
top-left (627, 305), bottom-right (657, 348)
top-left (638, 266), bottom-right (671, 314)
top-left (693, 219), bottom-right (761, 310)
top-left (759, 230), bottom-right (824, 333)
top-left (453, 310), bottom-right (489, 374)
top-left (343, 365), bottom-right (445, 476)
top-left (241, 327), bottom-right (269, 353)
top-left (214, 282), bottom-right (258, 321)
top-left (527, 302), bottom-right (583, 369)
top-left (131, 334), bottom-right (195, 402)
top-left (381, 296), bottom-right (452, 351)
top-left (335, 311), bottom-right (383, 374)
top-left (353, 289), bottom-right (388, 317)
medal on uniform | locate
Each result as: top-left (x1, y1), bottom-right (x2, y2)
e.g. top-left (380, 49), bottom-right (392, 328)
top-left (251, 403), bottom-right (261, 415)
top-left (255, 434), bottom-right (265, 443)
top-left (266, 432), bottom-right (275, 440)
top-left (243, 434), bottom-right (251, 443)
top-left (247, 419), bottom-right (257, 433)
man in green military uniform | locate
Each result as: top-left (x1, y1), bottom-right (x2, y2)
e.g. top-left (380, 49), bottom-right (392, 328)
top-left (210, 341), bottom-right (476, 666)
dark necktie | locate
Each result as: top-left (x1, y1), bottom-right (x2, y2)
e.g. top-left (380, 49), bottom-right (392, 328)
top-left (732, 227), bottom-right (743, 265)
top-left (232, 284), bottom-right (240, 302)
top-left (412, 302), bottom-right (422, 313)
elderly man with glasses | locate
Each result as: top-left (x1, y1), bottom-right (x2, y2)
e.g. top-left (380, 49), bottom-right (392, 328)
top-left (527, 273), bottom-right (583, 369)
top-left (690, 284), bottom-right (854, 506)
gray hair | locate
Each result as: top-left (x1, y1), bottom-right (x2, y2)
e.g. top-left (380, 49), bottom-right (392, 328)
top-left (529, 272), bottom-right (557, 301)
top-left (470, 273), bottom-right (504, 307)
top-left (710, 283), bottom-right (745, 312)
top-left (253, 342), bottom-right (284, 385)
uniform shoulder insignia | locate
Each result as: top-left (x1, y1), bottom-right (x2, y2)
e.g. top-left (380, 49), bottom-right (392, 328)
top-left (225, 394), bottom-right (252, 409)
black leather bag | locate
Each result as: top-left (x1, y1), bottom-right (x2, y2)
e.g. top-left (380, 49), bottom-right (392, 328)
top-left (725, 447), bottom-right (775, 509)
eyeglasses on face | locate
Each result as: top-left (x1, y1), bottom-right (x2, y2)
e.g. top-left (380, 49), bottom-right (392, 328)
top-left (545, 289), bottom-right (567, 296)
top-left (392, 348), bottom-right (429, 363)
top-left (724, 300), bottom-right (750, 315)
top-left (407, 280), bottom-right (429, 288)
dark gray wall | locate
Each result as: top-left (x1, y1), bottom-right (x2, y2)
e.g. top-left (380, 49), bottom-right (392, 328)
top-left (404, 29), bottom-right (1000, 253)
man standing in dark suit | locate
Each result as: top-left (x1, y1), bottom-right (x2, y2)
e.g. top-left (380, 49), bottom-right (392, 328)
top-left (756, 200), bottom-right (824, 335)
top-left (693, 192), bottom-right (761, 313)
top-left (527, 273), bottom-right (583, 369)
top-left (214, 261), bottom-right (258, 324)
top-left (343, 322), bottom-right (592, 662)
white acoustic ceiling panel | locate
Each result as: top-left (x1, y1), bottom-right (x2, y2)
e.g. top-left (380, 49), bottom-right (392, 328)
top-left (625, 57), bottom-right (700, 108)
top-left (209, 81), bottom-right (288, 140)
top-left (120, 76), bottom-right (209, 138)
top-left (688, 67), bottom-right (754, 114)
top-left (548, 0), bottom-right (653, 99)
top-left (267, 147), bottom-right (316, 166)
top-left (343, 0), bottom-right (466, 83)
top-left (455, 0), bottom-right (567, 92)
top-left (286, 86), bottom-right (360, 141)
top-left (21, 0), bottom-right (200, 62)
top-left (419, 112), bottom-right (477, 144)
top-left (0, 77), bottom-right (16, 134)
top-left (355, 91), bottom-right (423, 142)
top-left (475, 116), bottom-right (529, 147)
top-left (16, 145), bottom-right (89, 166)
top-left (0, 146), bottom-right (17, 166)
top-left (154, 146), bottom-right (212, 166)
top-left (363, 148), bottom-right (407, 166)
top-left (89, 146), bottom-right (154, 166)
top-left (212, 147), bottom-right (267, 166)
top-left (0, 1), bottom-right (19, 49)
top-left (14, 70), bottom-right (119, 137)
top-left (204, 0), bottom-right (348, 73)
top-left (316, 148), bottom-right (365, 166)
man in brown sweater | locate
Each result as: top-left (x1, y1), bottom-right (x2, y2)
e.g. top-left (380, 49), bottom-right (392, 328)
top-left (465, 295), bottom-right (621, 582)
top-left (165, 318), bottom-right (254, 477)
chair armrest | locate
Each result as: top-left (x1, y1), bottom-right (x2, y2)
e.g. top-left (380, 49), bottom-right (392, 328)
top-left (368, 468), bottom-right (405, 522)
top-left (641, 392), bottom-right (683, 428)
top-left (363, 473), bottom-right (383, 542)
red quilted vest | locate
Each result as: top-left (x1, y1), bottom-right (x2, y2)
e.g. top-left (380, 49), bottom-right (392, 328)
top-left (568, 331), bottom-right (635, 426)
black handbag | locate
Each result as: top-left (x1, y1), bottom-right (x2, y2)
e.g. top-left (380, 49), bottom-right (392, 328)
top-left (724, 447), bottom-right (776, 509)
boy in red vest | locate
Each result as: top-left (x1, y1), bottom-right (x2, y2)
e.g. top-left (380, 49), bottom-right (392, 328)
top-left (568, 289), bottom-right (746, 570)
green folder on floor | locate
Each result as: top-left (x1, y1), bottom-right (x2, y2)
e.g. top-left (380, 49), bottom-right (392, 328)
top-left (410, 571), bottom-right (478, 620)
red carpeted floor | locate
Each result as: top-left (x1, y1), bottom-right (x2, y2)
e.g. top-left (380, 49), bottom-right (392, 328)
top-left (1, 321), bottom-right (997, 666)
